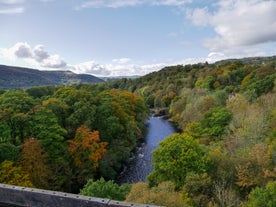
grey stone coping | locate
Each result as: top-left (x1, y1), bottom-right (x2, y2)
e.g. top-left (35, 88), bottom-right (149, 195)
top-left (0, 183), bottom-right (161, 207)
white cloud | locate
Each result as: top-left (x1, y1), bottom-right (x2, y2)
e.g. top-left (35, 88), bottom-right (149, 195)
top-left (70, 57), bottom-right (215, 77)
top-left (1, 42), bottom-right (67, 69)
top-left (76, 0), bottom-right (190, 9)
top-left (112, 58), bottom-right (131, 64)
top-left (0, 42), bottom-right (233, 78)
top-left (40, 54), bottom-right (67, 68)
top-left (186, 7), bottom-right (211, 26)
top-left (0, 0), bottom-right (24, 14)
top-left (187, 0), bottom-right (276, 56)
top-left (71, 61), bottom-right (111, 76)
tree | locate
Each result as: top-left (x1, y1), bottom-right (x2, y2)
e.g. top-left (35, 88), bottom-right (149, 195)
top-left (80, 177), bottom-right (130, 201)
top-left (126, 182), bottom-right (184, 207)
top-left (207, 144), bottom-right (241, 206)
top-left (30, 106), bottom-right (67, 157)
top-left (200, 107), bottom-right (233, 140)
top-left (42, 98), bottom-right (69, 128)
top-left (0, 143), bottom-right (20, 163)
top-left (66, 101), bottom-right (96, 138)
top-left (68, 125), bottom-right (107, 168)
top-left (19, 137), bottom-right (52, 189)
top-left (236, 143), bottom-right (272, 190)
top-left (68, 125), bottom-right (107, 187)
top-left (0, 161), bottom-right (33, 187)
top-left (0, 90), bottom-right (35, 144)
top-left (29, 106), bottom-right (69, 191)
top-left (94, 89), bottom-right (148, 180)
top-left (147, 133), bottom-right (211, 189)
top-left (245, 75), bottom-right (275, 102)
top-left (182, 173), bottom-right (212, 207)
top-left (243, 182), bottom-right (276, 207)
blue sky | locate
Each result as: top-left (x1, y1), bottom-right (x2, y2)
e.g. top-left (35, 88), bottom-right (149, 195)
top-left (1, 0), bottom-right (276, 77)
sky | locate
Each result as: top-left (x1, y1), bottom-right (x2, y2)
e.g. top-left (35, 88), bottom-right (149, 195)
top-left (0, 0), bottom-right (276, 77)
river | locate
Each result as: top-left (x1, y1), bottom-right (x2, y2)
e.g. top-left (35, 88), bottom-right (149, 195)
top-left (116, 115), bottom-right (176, 184)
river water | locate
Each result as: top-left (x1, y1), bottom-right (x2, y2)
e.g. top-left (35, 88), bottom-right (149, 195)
top-left (116, 115), bottom-right (176, 184)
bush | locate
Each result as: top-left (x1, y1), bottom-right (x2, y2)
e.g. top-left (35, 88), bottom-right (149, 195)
top-left (80, 177), bottom-right (131, 201)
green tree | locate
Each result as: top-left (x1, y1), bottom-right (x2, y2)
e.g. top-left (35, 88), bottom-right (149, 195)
top-left (26, 85), bottom-right (57, 99)
top-left (147, 133), bottom-right (211, 189)
top-left (80, 177), bottom-right (130, 201)
top-left (66, 101), bottom-right (96, 138)
top-left (200, 107), bottom-right (233, 140)
top-left (243, 182), bottom-right (276, 207)
top-left (29, 106), bottom-right (69, 191)
top-left (0, 90), bottom-right (35, 144)
top-left (30, 106), bottom-right (67, 156)
top-left (0, 143), bottom-right (20, 163)
top-left (42, 98), bottom-right (69, 128)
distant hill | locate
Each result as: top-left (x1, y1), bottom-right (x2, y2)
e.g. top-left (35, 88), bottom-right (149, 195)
top-left (0, 65), bottom-right (104, 89)
top-left (215, 55), bottom-right (276, 65)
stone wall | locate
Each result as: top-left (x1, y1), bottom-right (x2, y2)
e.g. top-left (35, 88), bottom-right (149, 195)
top-left (0, 184), bottom-right (160, 207)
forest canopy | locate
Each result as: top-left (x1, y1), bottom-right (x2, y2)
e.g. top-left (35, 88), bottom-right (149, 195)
top-left (0, 85), bottom-right (149, 192)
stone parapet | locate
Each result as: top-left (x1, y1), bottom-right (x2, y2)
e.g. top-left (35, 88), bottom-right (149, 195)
top-left (0, 184), bottom-right (160, 207)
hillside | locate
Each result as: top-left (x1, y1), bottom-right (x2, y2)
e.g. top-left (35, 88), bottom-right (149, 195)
top-left (106, 55), bottom-right (276, 206)
top-left (0, 65), bottom-right (103, 89)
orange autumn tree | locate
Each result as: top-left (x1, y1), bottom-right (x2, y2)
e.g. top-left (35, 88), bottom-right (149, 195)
top-left (19, 137), bottom-right (52, 189)
top-left (68, 125), bottom-right (107, 187)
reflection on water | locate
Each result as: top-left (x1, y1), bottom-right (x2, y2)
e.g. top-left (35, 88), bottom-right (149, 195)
top-left (116, 115), bottom-right (175, 184)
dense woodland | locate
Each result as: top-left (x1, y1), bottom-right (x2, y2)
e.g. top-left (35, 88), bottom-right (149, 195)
top-left (0, 85), bottom-right (148, 193)
top-left (1, 56), bottom-right (276, 206)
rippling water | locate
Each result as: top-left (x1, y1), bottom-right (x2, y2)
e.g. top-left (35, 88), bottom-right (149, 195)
top-left (116, 115), bottom-right (175, 184)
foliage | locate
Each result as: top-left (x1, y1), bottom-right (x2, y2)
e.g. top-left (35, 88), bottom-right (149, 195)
top-left (243, 181), bottom-right (276, 207)
top-left (182, 173), bottom-right (212, 206)
top-left (0, 90), bottom-right (35, 144)
top-left (68, 125), bottom-right (107, 169)
top-left (147, 133), bottom-right (211, 189)
top-left (19, 137), bottom-right (52, 189)
top-left (0, 143), bottom-right (20, 163)
top-left (107, 57), bottom-right (276, 206)
top-left (68, 125), bottom-right (107, 188)
top-left (236, 143), bottom-right (272, 190)
top-left (200, 107), bottom-right (233, 140)
top-left (126, 181), bottom-right (184, 207)
top-left (29, 106), bottom-right (67, 160)
top-left (80, 177), bottom-right (131, 201)
top-left (0, 161), bottom-right (33, 187)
